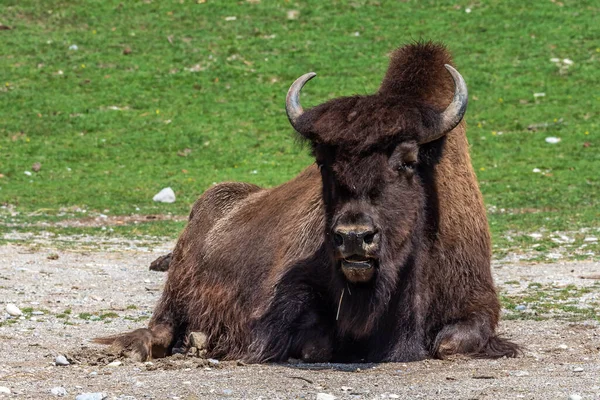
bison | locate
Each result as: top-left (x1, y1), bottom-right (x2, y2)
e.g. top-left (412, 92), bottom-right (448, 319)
top-left (96, 42), bottom-right (519, 363)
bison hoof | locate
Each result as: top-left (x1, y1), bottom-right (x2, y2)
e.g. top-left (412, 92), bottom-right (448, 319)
top-left (300, 338), bottom-right (333, 363)
top-left (149, 253), bottom-right (172, 272)
top-left (94, 328), bottom-right (164, 362)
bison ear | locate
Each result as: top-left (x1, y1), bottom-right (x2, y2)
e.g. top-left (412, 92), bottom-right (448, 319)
top-left (389, 141), bottom-right (419, 174)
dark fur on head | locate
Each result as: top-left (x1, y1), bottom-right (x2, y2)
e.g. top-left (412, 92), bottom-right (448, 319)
top-left (293, 42), bottom-right (455, 150)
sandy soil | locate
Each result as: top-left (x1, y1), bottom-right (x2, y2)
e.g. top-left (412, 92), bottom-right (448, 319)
top-left (0, 243), bottom-right (599, 400)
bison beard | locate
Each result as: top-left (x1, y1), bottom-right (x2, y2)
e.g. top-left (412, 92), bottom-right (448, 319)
top-left (95, 42), bottom-right (519, 363)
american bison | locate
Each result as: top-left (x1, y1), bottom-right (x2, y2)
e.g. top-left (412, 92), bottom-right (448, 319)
top-left (96, 42), bottom-right (519, 363)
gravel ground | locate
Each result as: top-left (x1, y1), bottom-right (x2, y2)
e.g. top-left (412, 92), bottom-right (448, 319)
top-left (0, 243), bottom-right (599, 400)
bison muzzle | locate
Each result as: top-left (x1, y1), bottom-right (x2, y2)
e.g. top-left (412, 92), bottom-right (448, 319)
top-left (95, 42), bottom-right (519, 363)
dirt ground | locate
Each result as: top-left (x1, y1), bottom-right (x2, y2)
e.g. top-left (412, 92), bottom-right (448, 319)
top-left (0, 243), bottom-right (599, 400)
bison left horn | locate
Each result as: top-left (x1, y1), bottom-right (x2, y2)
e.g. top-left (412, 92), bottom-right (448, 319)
top-left (286, 72), bottom-right (316, 131)
top-left (421, 64), bottom-right (469, 144)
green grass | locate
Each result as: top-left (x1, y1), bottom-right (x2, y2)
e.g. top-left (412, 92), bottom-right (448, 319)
top-left (500, 283), bottom-right (600, 321)
top-left (1, 0), bottom-right (599, 257)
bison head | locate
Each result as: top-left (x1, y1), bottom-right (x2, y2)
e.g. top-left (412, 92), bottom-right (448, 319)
top-left (285, 43), bottom-right (467, 286)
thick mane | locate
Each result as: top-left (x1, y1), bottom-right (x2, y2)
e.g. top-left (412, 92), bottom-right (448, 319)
top-left (295, 42), bottom-right (455, 150)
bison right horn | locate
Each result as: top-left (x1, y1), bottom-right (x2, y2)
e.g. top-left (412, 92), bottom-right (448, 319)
top-left (421, 64), bottom-right (469, 144)
top-left (286, 72), bottom-right (317, 131)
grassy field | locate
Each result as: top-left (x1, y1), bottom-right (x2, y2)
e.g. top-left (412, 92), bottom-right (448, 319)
top-left (1, 0), bottom-right (599, 259)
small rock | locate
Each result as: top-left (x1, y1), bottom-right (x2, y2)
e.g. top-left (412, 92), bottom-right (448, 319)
top-left (340, 386), bottom-right (353, 392)
top-left (532, 168), bottom-right (541, 173)
top-left (512, 370), bottom-right (529, 377)
top-left (123, 47), bottom-right (132, 55)
top-left (6, 303), bottom-right (22, 316)
top-left (48, 253), bottom-right (59, 260)
top-left (55, 355), bottom-right (70, 366)
top-left (50, 387), bottom-right (68, 396)
top-left (223, 389), bottom-right (233, 395)
top-left (287, 10), bottom-right (300, 20)
top-left (24, 171), bottom-right (32, 176)
top-left (584, 237), bottom-right (598, 242)
top-left (207, 358), bottom-right (219, 366)
top-left (572, 367), bottom-right (584, 373)
top-left (0, 387), bottom-right (10, 394)
top-left (32, 162), bottom-right (42, 172)
top-left (189, 331), bottom-right (208, 350)
top-left (75, 393), bottom-right (106, 400)
top-left (389, 395), bottom-right (400, 399)
top-left (316, 394), bottom-right (336, 400)
top-left (32, 311), bottom-right (44, 315)
top-left (515, 304), bottom-right (527, 311)
top-left (545, 137), bottom-right (561, 144)
top-left (153, 187), bottom-right (176, 203)
top-left (69, 44), bottom-right (79, 51)
top-left (107, 361), bottom-right (122, 367)
top-left (568, 395), bottom-right (582, 400)
top-left (557, 344), bottom-right (569, 350)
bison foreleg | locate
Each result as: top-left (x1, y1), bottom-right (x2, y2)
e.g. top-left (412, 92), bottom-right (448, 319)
top-left (93, 323), bottom-right (174, 361)
top-left (433, 316), bottom-right (519, 359)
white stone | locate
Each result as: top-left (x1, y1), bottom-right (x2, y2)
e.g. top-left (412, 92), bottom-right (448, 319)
top-left (573, 367), bottom-right (584, 372)
top-left (316, 394), bottom-right (336, 400)
top-left (545, 137), bottom-right (561, 144)
top-left (0, 387), bottom-right (10, 394)
top-left (107, 361), bottom-right (122, 367)
top-left (6, 303), bottom-right (22, 316)
top-left (532, 168), bottom-right (541, 173)
top-left (55, 355), bottom-right (70, 366)
top-left (584, 237), bottom-right (598, 242)
top-left (568, 395), bottom-right (582, 400)
top-left (75, 394), bottom-right (106, 400)
top-left (69, 44), bottom-right (79, 51)
top-left (153, 187), bottom-right (176, 203)
top-left (50, 387), bottom-right (68, 396)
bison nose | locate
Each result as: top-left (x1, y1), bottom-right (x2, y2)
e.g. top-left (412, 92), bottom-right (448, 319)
top-left (333, 227), bottom-right (379, 254)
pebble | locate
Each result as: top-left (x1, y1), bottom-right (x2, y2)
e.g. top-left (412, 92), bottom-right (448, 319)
top-left (515, 304), bottom-right (527, 311)
top-left (207, 358), bottom-right (220, 366)
top-left (545, 137), bottom-right (561, 144)
top-left (223, 389), bottom-right (233, 395)
top-left (55, 355), bottom-right (70, 366)
top-left (389, 395), bottom-right (400, 399)
top-left (512, 370), bottom-right (530, 377)
top-left (317, 394), bottom-right (336, 400)
top-left (107, 361), bottom-right (122, 367)
top-left (568, 395), bottom-right (582, 400)
top-left (153, 187), bottom-right (176, 203)
top-left (6, 303), bottom-right (23, 316)
top-left (50, 387), bottom-right (68, 396)
top-left (573, 367), bottom-right (584, 373)
top-left (0, 387), bottom-right (10, 394)
top-left (340, 386), bottom-right (353, 392)
top-left (32, 311), bottom-right (45, 315)
top-left (189, 331), bottom-right (208, 349)
top-left (75, 393), bottom-right (106, 400)
top-left (558, 344), bottom-right (569, 350)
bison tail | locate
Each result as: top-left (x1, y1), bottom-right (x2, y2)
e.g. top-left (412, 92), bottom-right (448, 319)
top-left (93, 326), bottom-right (173, 361)
top-left (478, 335), bottom-right (521, 359)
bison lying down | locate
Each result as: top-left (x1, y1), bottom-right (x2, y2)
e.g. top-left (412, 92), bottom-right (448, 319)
top-left (96, 42), bottom-right (519, 363)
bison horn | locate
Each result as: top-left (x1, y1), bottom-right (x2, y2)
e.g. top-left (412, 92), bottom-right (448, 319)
top-left (286, 72), bottom-right (317, 130)
top-left (421, 64), bottom-right (468, 144)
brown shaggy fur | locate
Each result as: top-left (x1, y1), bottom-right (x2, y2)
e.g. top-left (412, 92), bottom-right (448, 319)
top-left (95, 42), bottom-right (519, 363)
